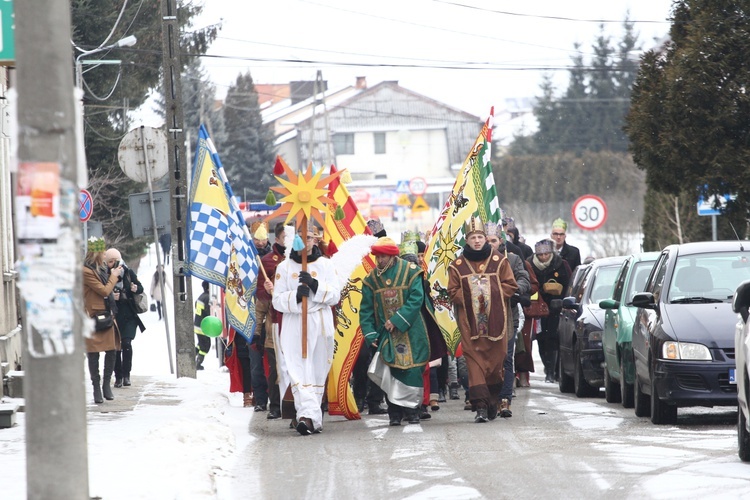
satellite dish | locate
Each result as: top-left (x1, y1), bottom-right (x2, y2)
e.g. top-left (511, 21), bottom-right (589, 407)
top-left (118, 126), bottom-right (169, 183)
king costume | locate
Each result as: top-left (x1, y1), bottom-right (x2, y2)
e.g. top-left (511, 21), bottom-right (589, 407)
top-left (360, 237), bottom-right (431, 425)
top-left (448, 216), bottom-right (518, 422)
top-left (272, 235), bottom-right (341, 435)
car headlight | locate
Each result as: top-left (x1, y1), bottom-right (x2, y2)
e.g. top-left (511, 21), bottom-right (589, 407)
top-left (662, 341), bottom-right (711, 360)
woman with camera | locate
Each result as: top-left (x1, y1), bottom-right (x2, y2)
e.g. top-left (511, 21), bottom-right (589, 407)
top-left (526, 239), bottom-right (571, 383)
top-left (83, 237), bottom-right (122, 404)
top-left (104, 248), bottom-right (145, 388)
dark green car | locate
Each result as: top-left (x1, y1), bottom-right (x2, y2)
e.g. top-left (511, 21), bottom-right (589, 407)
top-left (599, 252), bottom-right (658, 407)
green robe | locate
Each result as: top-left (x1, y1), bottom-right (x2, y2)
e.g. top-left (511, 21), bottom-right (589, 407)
top-left (360, 258), bottom-right (430, 407)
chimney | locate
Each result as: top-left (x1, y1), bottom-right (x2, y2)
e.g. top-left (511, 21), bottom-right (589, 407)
top-left (355, 76), bottom-right (367, 89)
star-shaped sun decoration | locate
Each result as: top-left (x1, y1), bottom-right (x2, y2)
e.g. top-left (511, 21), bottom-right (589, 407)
top-left (266, 157), bottom-right (342, 231)
top-left (432, 223), bottom-right (462, 272)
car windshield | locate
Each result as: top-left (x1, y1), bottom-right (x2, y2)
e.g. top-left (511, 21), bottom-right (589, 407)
top-left (625, 260), bottom-right (656, 303)
top-left (668, 251), bottom-right (750, 303)
top-left (589, 265), bottom-right (621, 303)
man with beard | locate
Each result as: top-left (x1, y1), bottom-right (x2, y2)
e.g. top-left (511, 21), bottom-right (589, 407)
top-left (272, 222), bottom-right (341, 436)
top-left (448, 215), bottom-right (517, 423)
top-left (360, 237), bottom-right (432, 426)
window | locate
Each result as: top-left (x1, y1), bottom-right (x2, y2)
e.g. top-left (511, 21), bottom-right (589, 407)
top-left (333, 133), bottom-right (354, 155)
top-left (374, 132), bottom-right (386, 154)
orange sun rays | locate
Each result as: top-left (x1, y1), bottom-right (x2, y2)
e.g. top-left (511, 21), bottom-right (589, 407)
top-left (266, 157), bottom-right (342, 232)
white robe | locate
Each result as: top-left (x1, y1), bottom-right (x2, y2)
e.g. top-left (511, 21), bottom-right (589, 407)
top-left (272, 254), bottom-right (340, 431)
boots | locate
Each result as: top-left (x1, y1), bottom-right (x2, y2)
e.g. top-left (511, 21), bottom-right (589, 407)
top-left (500, 398), bottom-right (512, 418)
top-left (243, 393), bottom-right (254, 408)
top-left (102, 381), bottom-right (114, 401)
top-left (101, 350), bottom-right (115, 401)
top-left (196, 354), bottom-right (205, 370)
top-left (449, 383), bottom-right (460, 400)
top-left (87, 353), bottom-right (103, 404)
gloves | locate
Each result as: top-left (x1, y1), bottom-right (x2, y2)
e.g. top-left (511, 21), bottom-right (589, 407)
top-left (512, 293), bottom-right (531, 307)
top-left (298, 271), bottom-right (318, 294)
top-left (296, 283), bottom-right (310, 303)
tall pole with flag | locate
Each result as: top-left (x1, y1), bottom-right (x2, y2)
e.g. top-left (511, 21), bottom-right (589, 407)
top-left (187, 125), bottom-right (260, 346)
top-left (423, 109), bottom-right (501, 353)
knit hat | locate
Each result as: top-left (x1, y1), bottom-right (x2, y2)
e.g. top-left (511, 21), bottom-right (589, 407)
top-left (552, 218), bottom-right (567, 232)
top-left (371, 237), bottom-right (400, 256)
top-left (463, 215), bottom-right (485, 237)
top-left (367, 217), bottom-right (386, 238)
top-left (535, 239), bottom-right (554, 255)
top-left (87, 236), bottom-right (105, 253)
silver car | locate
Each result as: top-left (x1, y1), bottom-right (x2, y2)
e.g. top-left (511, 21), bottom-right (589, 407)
top-left (732, 280), bottom-right (750, 461)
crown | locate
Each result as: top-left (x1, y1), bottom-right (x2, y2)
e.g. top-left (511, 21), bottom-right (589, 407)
top-left (463, 215), bottom-right (485, 236)
top-left (87, 236), bottom-right (106, 253)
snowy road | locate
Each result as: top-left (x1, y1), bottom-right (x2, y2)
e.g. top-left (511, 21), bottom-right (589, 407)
top-left (219, 376), bottom-right (749, 500)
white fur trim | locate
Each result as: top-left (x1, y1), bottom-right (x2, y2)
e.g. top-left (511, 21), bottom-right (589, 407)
top-left (283, 225), bottom-right (295, 260)
top-left (329, 234), bottom-right (378, 289)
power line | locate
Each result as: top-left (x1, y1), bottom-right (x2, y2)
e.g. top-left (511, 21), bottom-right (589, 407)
top-left (431, 0), bottom-right (672, 24)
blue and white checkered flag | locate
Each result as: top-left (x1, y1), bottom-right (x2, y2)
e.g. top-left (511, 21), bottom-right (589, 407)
top-left (187, 125), bottom-right (258, 342)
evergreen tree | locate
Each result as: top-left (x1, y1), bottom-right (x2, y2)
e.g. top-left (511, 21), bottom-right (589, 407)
top-left (626, 0), bottom-right (750, 241)
top-left (524, 18), bottom-right (639, 155)
top-left (72, 0), bottom-right (217, 263)
top-left (221, 72), bottom-right (276, 201)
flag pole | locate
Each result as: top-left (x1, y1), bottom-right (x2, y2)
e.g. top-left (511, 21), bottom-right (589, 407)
top-left (301, 214), bottom-right (308, 359)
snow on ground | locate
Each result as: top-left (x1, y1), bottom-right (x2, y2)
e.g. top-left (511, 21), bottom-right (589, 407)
top-left (1, 244), bottom-right (254, 500)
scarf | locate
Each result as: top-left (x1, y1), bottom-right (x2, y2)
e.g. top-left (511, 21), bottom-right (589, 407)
top-left (462, 242), bottom-right (492, 262)
top-left (290, 244), bottom-right (322, 264)
top-left (532, 254), bottom-right (553, 271)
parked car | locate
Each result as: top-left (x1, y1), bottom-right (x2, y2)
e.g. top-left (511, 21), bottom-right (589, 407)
top-left (557, 256), bottom-right (626, 397)
top-left (631, 241), bottom-right (749, 425)
top-left (599, 252), bottom-right (659, 407)
top-left (732, 280), bottom-right (750, 461)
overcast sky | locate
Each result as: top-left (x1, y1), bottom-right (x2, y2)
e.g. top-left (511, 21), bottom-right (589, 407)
top-left (194, 0), bottom-right (675, 118)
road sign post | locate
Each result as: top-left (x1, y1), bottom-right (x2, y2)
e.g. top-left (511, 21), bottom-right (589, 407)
top-left (571, 195), bottom-right (607, 231)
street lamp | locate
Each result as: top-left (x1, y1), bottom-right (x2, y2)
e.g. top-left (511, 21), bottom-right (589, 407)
top-left (74, 35), bottom-right (137, 247)
top-left (75, 35), bottom-right (137, 89)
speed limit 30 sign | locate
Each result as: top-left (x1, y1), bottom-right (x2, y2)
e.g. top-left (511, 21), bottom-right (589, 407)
top-left (571, 195), bottom-right (607, 231)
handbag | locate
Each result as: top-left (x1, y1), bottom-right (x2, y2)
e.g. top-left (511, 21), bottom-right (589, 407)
top-left (92, 310), bottom-right (113, 332)
top-left (542, 279), bottom-right (564, 296)
top-left (523, 293), bottom-right (550, 318)
top-left (133, 292), bottom-right (149, 314)
top-left (150, 303), bottom-right (157, 312)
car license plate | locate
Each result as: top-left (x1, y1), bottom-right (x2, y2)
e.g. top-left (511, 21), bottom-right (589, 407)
top-left (730, 369), bottom-right (737, 384)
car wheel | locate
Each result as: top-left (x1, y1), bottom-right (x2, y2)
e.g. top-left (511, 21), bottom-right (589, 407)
top-left (633, 369), bottom-right (650, 417)
top-left (739, 405), bottom-right (750, 462)
top-left (604, 365), bottom-right (621, 404)
top-left (558, 351), bottom-right (574, 393)
top-left (650, 370), bottom-right (677, 425)
top-left (619, 351), bottom-right (634, 409)
top-left (574, 346), bottom-right (598, 398)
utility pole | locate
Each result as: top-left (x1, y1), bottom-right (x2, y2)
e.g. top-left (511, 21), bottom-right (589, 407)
top-left (15, 1), bottom-right (89, 498)
top-left (160, 0), bottom-right (195, 378)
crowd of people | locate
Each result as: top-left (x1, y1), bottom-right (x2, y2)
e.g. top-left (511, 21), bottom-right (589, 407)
top-left (81, 212), bottom-right (583, 431)
top-left (222, 213), bottom-right (581, 436)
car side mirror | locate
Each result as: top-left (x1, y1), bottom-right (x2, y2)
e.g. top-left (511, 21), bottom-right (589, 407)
top-left (599, 298), bottom-right (619, 310)
top-left (561, 296), bottom-right (577, 309)
top-left (631, 292), bottom-right (656, 310)
top-left (732, 280), bottom-right (750, 322)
